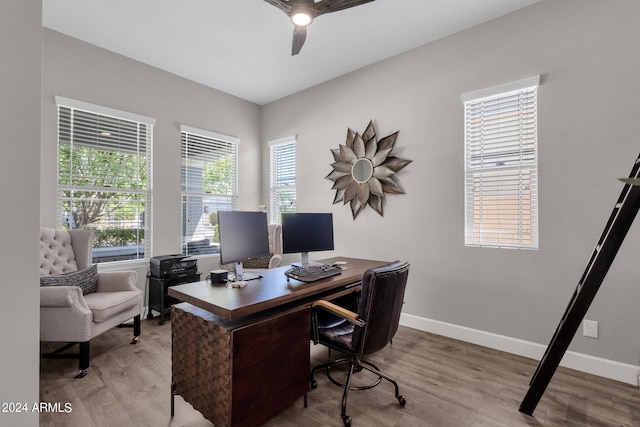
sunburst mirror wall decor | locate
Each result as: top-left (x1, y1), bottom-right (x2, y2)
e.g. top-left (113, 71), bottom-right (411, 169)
top-left (325, 120), bottom-right (412, 219)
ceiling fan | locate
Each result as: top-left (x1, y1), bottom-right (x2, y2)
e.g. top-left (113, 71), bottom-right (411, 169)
top-left (263, 0), bottom-right (375, 55)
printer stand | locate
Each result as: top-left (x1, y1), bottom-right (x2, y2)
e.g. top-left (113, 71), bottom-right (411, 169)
top-left (148, 273), bottom-right (201, 324)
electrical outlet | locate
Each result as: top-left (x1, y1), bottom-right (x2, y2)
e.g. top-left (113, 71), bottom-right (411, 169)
top-left (583, 319), bottom-right (598, 338)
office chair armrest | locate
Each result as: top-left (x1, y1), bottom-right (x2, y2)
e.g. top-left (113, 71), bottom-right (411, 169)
top-left (312, 300), bottom-right (366, 327)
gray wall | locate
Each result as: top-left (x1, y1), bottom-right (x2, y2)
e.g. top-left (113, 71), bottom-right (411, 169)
top-left (41, 29), bottom-right (264, 277)
top-left (0, 1), bottom-right (41, 426)
top-left (26, 0), bottom-right (640, 411)
top-left (261, 0), bottom-right (640, 365)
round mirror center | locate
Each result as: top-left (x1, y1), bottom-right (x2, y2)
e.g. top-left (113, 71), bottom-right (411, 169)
top-left (352, 158), bottom-right (374, 184)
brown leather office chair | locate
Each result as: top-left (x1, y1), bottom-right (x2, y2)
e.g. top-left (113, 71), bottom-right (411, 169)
top-left (309, 261), bottom-right (410, 427)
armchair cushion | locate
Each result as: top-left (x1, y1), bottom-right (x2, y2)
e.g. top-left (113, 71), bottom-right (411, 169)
top-left (83, 291), bottom-right (141, 323)
top-left (40, 264), bottom-right (98, 295)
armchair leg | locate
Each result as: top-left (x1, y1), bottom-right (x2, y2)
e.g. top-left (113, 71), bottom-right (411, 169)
top-left (74, 341), bottom-right (90, 378)
top-left (131, 315), bottom-right (141, 344)
top-left (133, 314), bottom-right (141, 337)
top-left (41, 341), bottom-right (90, 378)
top-left (118, 315), bottom-right (141, 344)
top-left (79, 341), bottom-right (90, 369)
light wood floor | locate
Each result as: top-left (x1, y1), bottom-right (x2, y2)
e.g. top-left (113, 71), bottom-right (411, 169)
top-left (40, 317), bottom-right (640, 426)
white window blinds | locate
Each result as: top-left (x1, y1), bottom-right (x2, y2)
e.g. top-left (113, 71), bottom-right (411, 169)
top-left (463, 76), bottom-right (539, 249)
top-left (269, 136), bottom-right (297, 224)
top-left (56, 96), bottom-right (155, 262)
top-left (181, 126), bottom-right (238, 255)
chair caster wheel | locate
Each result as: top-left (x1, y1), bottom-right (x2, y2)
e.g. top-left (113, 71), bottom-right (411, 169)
top-left (74, 369), bottom-right (87, 379)
top-left (130, 336), bottom-right (140, 344)
top-left (342, 415), bottom-right (352, 426)
top-left (310, 379), bottom-right (318, 389)
top-left (398, 395), bottom-right (406, 406)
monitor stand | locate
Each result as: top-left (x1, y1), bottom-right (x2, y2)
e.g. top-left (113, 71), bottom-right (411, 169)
top-left (232, 261), bottom-right (262, 281)
top-left (293, 252), bottom-right (322, 268)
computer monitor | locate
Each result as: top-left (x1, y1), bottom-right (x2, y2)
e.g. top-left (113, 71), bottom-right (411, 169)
top-left (218, 210), bottom-right (270, 281)
top-left (281, 213), bottom-right (334, 266)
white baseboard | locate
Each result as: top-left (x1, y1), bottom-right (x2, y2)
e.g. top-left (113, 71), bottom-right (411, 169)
top-left (400, 313), bottom-right (640, 386)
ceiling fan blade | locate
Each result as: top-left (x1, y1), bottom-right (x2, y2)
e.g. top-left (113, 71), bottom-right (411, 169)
top-left (292, 25), bottom-right (307, 55)
top-left (619, 178), bottom-right (640, 186)
top-left (263, 0), bottom-right (291, 14)
top-left (266, 0), bottom-right (374, 55)
top-left (314, 0), bottom-right (375, 16)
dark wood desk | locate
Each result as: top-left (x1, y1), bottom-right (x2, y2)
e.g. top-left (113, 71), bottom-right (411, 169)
top-left (168, 257), bottom-right (388, 427)
top-left (169, 257), bottom-right (388, 320)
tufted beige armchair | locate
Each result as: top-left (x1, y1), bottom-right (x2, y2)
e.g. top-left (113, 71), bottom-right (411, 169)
top-left (39, 227), bottom-right (142, 378)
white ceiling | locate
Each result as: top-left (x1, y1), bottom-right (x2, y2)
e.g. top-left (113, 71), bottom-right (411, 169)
top-left (42, 0), bottom-right (541, 105)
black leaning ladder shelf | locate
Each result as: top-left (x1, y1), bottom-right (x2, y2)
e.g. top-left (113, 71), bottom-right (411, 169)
top-left (520, 151), bottom-right (640, 416)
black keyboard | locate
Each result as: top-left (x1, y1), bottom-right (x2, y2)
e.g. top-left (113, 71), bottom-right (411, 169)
top-left (284, 264), bottom-right (342, 282)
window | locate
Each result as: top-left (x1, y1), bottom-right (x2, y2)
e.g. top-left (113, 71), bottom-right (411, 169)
top-left (56, 96), bottom-right (155, 263)
top-left (269, 136), bottom-right (297, 224)
top-left (181, 125), bottom-right (238, 256)
top-left (462, 76), bottom-right (540, 249)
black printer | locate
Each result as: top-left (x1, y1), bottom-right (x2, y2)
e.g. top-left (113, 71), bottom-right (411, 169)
top-left (150, 254), bottom-right (198, 279)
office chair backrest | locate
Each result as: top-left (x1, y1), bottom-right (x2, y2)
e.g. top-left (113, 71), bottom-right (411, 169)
top-left (353, 261), bottom-right (410, 356)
